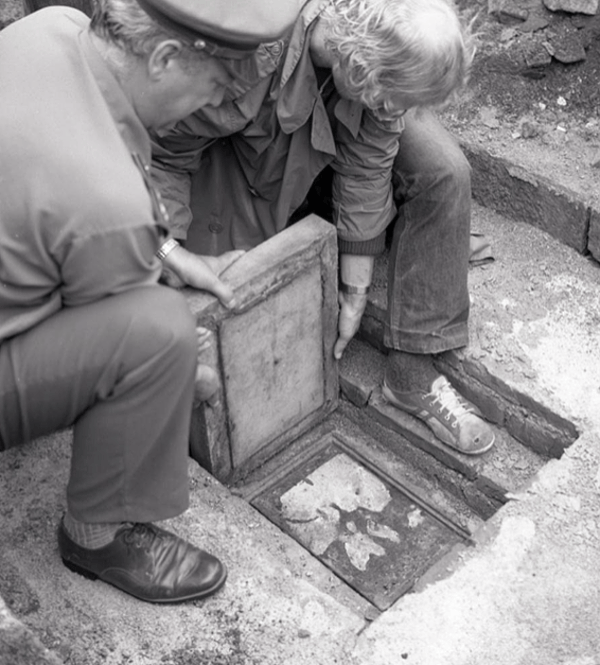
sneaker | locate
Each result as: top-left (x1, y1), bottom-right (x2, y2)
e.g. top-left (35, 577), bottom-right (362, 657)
top-left (382, 375), bottom-right (495, 455)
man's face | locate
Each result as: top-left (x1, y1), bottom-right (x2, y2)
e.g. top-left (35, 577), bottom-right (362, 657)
top-left (148, 55), bottom-right (233, 131)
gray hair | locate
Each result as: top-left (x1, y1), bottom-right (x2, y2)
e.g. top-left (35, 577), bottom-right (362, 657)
top-left (90, 0), bottom-right (202, 63)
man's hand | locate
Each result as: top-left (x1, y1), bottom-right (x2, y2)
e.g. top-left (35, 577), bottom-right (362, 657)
top-left (333, 290), bottom-right (368, 360)
top-left (161, 244), bottom-right (245, 308)
top-left (333, 253), bottom-right (374, 359)
top-left (195, 326), bottom-right (219, 407)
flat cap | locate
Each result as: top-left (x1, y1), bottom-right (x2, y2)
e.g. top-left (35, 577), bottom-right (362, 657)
top-left (137, 0), bottom-right (301, 58)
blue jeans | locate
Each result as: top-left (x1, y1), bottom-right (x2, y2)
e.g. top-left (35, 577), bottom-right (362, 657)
top-left (384, 109), bottom-right (471, 355)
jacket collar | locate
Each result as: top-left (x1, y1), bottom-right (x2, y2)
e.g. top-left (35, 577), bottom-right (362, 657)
top-left (276, 0), bottom-right (363, 149)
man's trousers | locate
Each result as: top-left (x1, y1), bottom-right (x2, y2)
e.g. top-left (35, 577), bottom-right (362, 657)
top-left (384, 108), bottom-right (472, 355)
top-left (0, 286), bottom-right (197, 524)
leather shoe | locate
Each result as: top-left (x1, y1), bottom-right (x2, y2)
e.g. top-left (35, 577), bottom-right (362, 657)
top-left (58, 520), bottom-right (227, 603)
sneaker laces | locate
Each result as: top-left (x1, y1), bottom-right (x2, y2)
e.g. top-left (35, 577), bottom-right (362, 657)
top-left (428, 378), bottom-right (474, 428)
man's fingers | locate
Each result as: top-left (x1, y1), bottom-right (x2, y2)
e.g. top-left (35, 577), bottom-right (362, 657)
top-left (333, 337), bottom-right (348, 360)
top-left (333, 293), bottom-right (368, 360)
top-left (194, 365), bottom-right (219, 406)
top-left (209, 279), bottom-right (236, 309)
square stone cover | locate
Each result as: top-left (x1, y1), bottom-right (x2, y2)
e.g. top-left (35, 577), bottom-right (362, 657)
top-left (185, 216), bottom-right (339, 482)
top-left (251, 438), bottom-right (467, 610)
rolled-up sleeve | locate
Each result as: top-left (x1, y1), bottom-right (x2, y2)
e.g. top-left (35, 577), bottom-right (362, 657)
top-left (331, 111), bottom-right (402, 255)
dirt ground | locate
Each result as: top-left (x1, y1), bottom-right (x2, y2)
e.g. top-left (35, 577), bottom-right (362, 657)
top-left (458, 0), bottom-right (600, 126)
top-left (443, 0), bottom-right (600, 209)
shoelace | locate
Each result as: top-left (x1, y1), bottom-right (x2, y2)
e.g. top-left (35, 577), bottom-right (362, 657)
top-left (428, 380), bottom-right (474, 428)
top-left (122, 523), bottom-right (161, 548)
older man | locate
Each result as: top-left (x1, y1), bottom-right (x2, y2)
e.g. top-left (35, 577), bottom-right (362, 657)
top-left (0, 0), bottom-right (298, 603)
top-left (152, 0), bottom-right (495, 458)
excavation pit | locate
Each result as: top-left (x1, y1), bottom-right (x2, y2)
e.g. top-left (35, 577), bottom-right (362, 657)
top-left (185, 216), bottom-right (578, 613)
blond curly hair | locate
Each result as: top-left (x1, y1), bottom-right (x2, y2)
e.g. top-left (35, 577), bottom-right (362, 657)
top-left (321, 0), bottom-right (475, 117)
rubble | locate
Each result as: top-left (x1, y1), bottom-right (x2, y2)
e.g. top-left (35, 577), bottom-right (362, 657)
top-left (543, 0), bottom-right (599, 14)
top-left (545, 25), bottom-right (588, 61)
top-left (487, 0), bottom-right (599, 69)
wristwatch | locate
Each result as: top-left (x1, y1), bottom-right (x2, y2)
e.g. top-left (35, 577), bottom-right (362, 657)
top-left (156, 237), bottom-right (180, 261)
top-left (339, 283), bottom-right (370, 295)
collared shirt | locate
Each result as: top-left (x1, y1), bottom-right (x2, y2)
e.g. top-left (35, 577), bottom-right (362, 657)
top-left (152, 0), bottom-right (402, 255)
top-left (0, 8), bottom-right (162, 344)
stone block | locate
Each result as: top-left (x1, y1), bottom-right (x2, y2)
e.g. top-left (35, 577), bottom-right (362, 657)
top-left (546, 28), bottom-right (587, 64)
top-left (543, 0), bottom-right (599, 14)
top-left (462, 141), bottom-right (589, 253)
top-left (366, 387), bottom-right (545, 503)
top-left (588, 208), bottom-right (600, 262)
top-left (338, 338), bottom-right (386, 407)
top-left (185, 216), bottom-right (339, 483)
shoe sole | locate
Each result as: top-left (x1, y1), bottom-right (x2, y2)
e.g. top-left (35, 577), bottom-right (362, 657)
top-left (381, 383), bottom-right (495, 456)
top-left (61, 557), bottom-right (228, 604)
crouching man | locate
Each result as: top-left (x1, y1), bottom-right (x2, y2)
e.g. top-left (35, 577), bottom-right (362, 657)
top-left (0, 0), bottom-right (298, 603)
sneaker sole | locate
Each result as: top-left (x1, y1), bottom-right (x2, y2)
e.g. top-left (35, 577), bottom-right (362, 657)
top-left (382, 383), bottom-right (495, 456)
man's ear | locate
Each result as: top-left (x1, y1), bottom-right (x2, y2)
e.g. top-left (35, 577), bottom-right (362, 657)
top-left (147, 40), bottom-right (184, 80)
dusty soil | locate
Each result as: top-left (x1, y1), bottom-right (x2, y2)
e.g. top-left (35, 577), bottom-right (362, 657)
top-left (444, 0), bottom-right (600, 208)
top-left (459, 0), bottom-right (600, 126)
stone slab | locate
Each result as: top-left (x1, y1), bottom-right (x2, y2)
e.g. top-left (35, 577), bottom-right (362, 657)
top-left (184, 216), bottom-right (339, 482)
top-left (238, 411), bottom-right (487, 609)
top-left (252, 447), bottom-right (466, 611)
top-left (221, 265), bottom-right (324, 467)
top-left (462, 141), bottom-right (590, 254)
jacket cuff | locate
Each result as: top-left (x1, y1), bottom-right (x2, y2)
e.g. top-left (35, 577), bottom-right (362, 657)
top-left (337, 231), bottom-right (387, 256)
